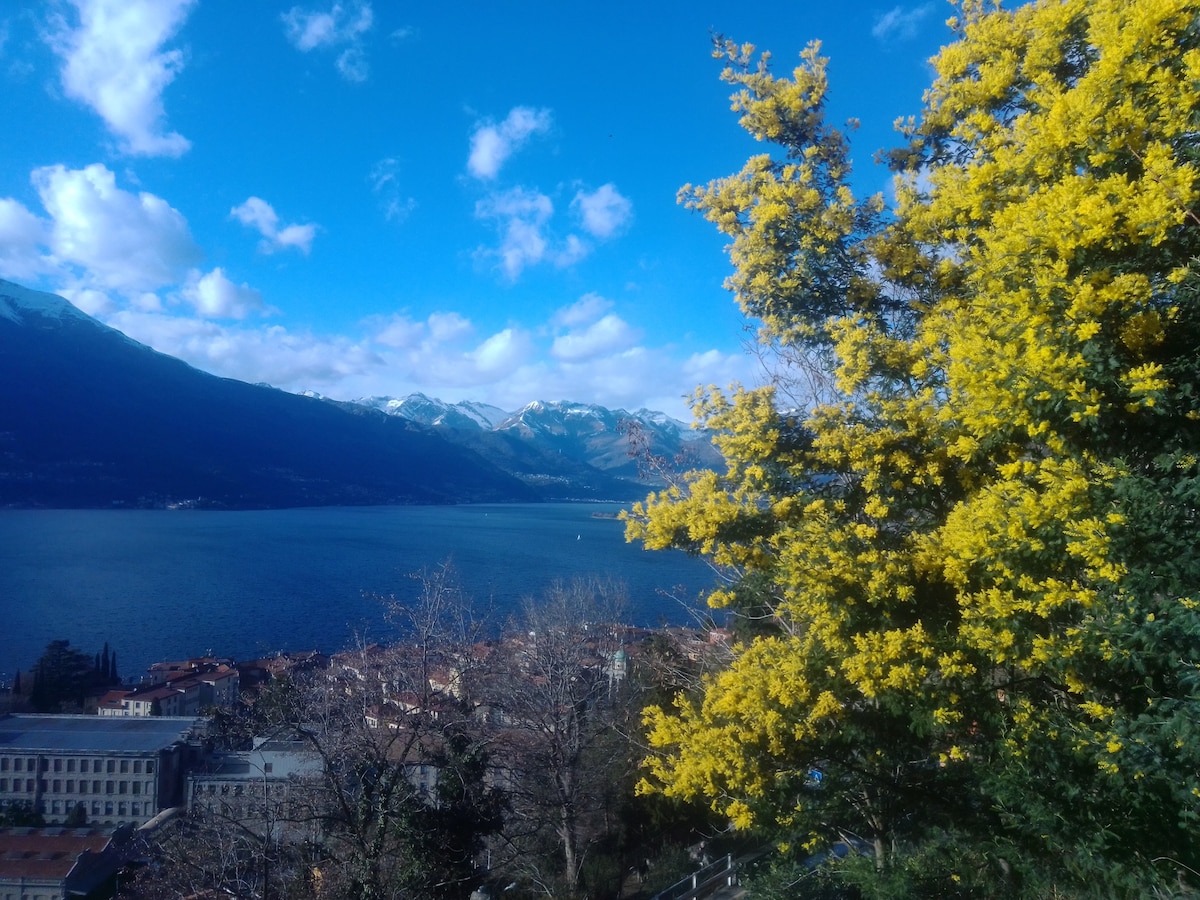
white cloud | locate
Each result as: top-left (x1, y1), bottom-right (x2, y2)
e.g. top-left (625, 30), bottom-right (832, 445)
top-left (282, 2), bottom-right (373, 81)
top-left (572, 183), bottom-right (632, 239)
top-left (336, 46), bottom-right (368, 82)
top-left (361, 308), bottom-right (536, 391)
top-left (72, 283), bottom-right (761, 421)
top-left (368, 158), bottom-right (417, 223)
top-left (0, 198), bottom-right (52, 281)
top-left (368, 159), bottom-right (396, 192)
top-left (471, 328), bottom-right (531, 377)
top-left (49, 0), bottom-right (196, 157)
top-left (372, 314), bottom-right (424, 349)
top-left (474, 187), bottom-right (597, 279)
top-left (352, 295), bottom-right (760, 419)
top-left (474, 187), bottom-right (553, 279)
top-left (467, 106), bottom-right (552, 180)
top-left (872, 4), bottom-right (933, 42)
top-left (553, 292), bottom-right (611, 329)
top-left (58, 286), bottom-right (115, 317)
top-left (551, 313), bottom-right (641, 362)
top-left (180, 267), bottom-right (268, 320)
top-left (230, 197), bottom-right (275, 234)
top-left (554, 234), bottom-right (589, 268)
top-left (427, 311), bottom-right (472, 342)
top-left (107, 308), bottom-right (384, 388)
top-left (367, 309), bottom-right (473, 355)
top-left (282, 2), bottom-right (373, 49)
top-left (231, 197), bottom-right (316, 255)
top-left (130, 291), bottom-right (162, 312)
top-left (32, 162), bottom-right (201, 291)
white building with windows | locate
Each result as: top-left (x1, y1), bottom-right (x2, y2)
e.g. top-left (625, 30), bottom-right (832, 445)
top-left (0, 714), bottom-right (205, 829)
top-left (186, 740), bottom-right (323, 841)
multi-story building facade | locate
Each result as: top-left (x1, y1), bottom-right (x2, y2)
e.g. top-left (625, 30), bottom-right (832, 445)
top-left (186, 740), bottom-right (323, 841)
top-left (0, 714), bottom-right (205, 829)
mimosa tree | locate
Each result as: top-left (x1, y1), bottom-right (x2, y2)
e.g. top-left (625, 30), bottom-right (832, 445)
top-left (628, 0), bottom-right (1200, 892)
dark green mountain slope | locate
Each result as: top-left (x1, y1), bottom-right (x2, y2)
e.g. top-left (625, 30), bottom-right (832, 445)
top-left (0, 280), bottom-right (538, 508)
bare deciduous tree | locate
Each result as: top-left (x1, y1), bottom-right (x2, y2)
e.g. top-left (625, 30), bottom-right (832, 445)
top-left (481, 579), bottom-right (635, 897)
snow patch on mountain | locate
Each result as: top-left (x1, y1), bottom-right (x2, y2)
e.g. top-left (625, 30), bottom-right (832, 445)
top-left (351, 393), bottom-right (510, 430)
top-left (0, 279), bottom-right (90, 324)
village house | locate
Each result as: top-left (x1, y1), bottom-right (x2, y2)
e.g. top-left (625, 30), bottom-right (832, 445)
top-left (235, 650), bottom-right (327, 695)
top-left (97, 661), bottom-right (239, 718)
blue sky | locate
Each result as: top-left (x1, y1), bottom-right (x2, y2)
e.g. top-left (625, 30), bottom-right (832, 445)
top-left (0, 1), bottom-right (950, 419)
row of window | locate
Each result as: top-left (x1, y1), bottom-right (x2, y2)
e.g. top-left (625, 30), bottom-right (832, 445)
top-left (36, 798), bottom-right (147, 818)
top-left (0, 777), bottom-right (152, 795)
top-left (196, 781), bottom-right (290, 796)
top-left (0, 755), bottom-right (155, 775)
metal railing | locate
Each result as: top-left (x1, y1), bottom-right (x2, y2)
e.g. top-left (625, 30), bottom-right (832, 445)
top-left (651, 853), bottom-right (738, 900)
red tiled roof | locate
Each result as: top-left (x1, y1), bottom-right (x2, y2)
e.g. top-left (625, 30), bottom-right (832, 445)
top-left (0, 829), bottom-right (111, 881)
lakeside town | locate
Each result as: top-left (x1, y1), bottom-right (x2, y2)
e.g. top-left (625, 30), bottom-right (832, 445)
top-left (0, 613), bottom-right (737, 900)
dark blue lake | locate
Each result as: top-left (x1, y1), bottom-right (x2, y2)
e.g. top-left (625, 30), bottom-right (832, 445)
top-left (0, 503), bottom-right (715, 682)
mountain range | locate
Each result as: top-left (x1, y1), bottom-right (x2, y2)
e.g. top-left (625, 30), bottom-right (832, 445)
top-left (0, 280), bottom-right (717, 509)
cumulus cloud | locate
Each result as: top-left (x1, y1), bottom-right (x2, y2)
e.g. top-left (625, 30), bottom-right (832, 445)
top-left (572, 184), bottom-right (632, 239)
top-left (556, 234), bottom-right (589, 268)
top-left (551, 313), bottom-right (641, 362)
top-left (361, 307), bottom-right (536, 390)
top-left (548, 291), bottom-right (640, 362)
top-left (467, 106), bottom-right (552, 180)
top-left (368, 309), bottom-right (476, 354)
top-left (0, 198), bottom-right (52, 281)
top-left (49, 0), bottom-right (196, 157)
top-left (108, 308), bottom-right (384, 389)
top-left (353, 291), bottom-right (757, 418)
top-left (179, 267), bottom-right (268, 319)
top-left (231, 197), bottom-right (316, 255)
top-left (58, 286), bottom-right (117, 317)
top-left (872, 4), bottom-right (933, 42)
top-left (552, 292), bottom-right (611, 329)
top-left (472, 328), bottom-right (532, 376)
top-left (474, 188), bottom-right (597, 279)
top-left (69, 280), bottom-right (761, 421)
top-left (372, 314), bottom-right (424, 349)
top-left (32, 162), bottom-right (201, 291)
top-left (427, 311), bottom-right (472, 342)
top-left (282, 2), bottom-right (373, 81)
top-left (474, 187), bottom-right (553, 278)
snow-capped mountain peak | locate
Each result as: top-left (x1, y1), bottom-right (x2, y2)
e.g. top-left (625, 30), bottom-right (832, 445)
top-left (0, 279), bottom-right (91, 325)
top-left (334, 393), bottom-right (720, 491)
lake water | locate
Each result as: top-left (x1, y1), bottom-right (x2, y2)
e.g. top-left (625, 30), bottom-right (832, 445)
top-left (0, 503), bottom-right (715, 682)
